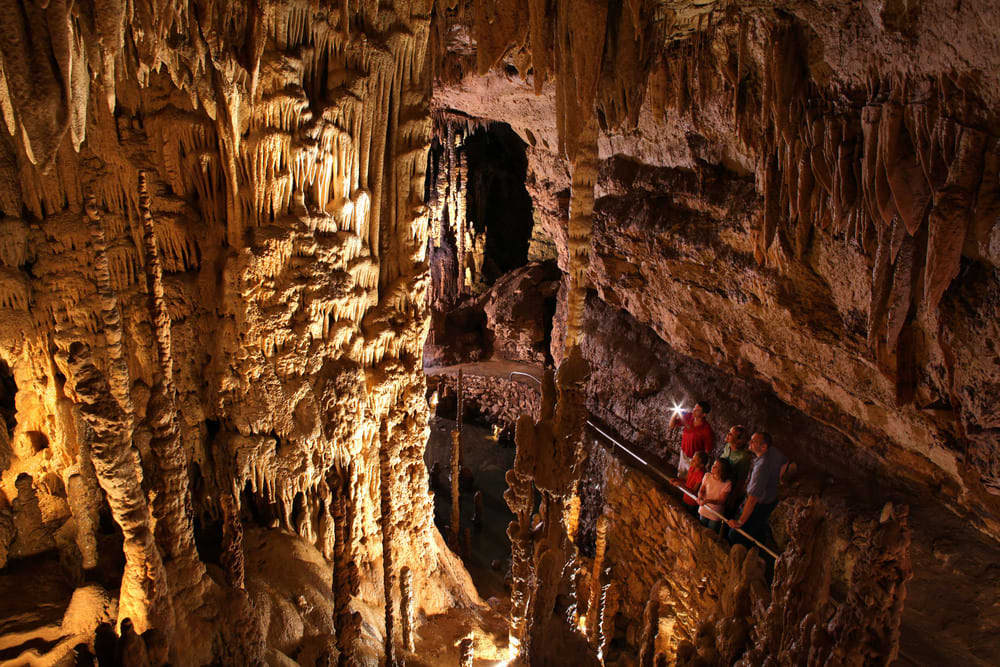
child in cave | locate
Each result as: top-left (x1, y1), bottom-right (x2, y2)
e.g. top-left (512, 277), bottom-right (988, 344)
top-left (697, 458), bottom-right (733, 532)
top-left (672, 451), bottom-right (708, 510)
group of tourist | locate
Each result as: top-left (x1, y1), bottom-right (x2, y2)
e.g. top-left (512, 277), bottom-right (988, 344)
top-left (668, 401), bottom-right (789, 551)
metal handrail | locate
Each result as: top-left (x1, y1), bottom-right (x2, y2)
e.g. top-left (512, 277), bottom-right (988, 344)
top-left (507, 370), bottom-right (780, 559)
top-left (509, 371), bottom-right (541, 385)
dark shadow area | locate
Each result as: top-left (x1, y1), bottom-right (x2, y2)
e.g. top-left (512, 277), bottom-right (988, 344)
top-left (464, 123), bottom-right (534, 285)
top-left (0, 358), bottom-right (16, 435)
top-left (425, 416), bottom-right (515, 601)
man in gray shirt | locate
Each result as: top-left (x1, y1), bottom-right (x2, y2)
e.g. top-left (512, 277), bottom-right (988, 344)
top-left (726, 432), bottom-right (788, 551)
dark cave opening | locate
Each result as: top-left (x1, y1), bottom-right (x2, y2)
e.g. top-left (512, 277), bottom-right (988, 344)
top-left (463, 123), bottom-right (535, 285)
top-left (0, 359), bottom-right (16, 436)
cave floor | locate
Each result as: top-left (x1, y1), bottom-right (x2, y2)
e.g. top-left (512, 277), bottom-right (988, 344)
top-left (425, 416), bottom-right (516, 603)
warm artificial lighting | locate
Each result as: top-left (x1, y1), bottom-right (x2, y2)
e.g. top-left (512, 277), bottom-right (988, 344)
top-left (508, 635), bottom-right (520, 661)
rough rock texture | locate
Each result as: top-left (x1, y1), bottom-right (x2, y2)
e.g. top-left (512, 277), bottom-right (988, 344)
top-left (0, 0), bottom-right (482, 663)
top-left (482, 261), bottom-right (560, 365)
top-left (428, 362), bottom-right (541, 432)
top-left (426, 1), bottom-right (1000, 662)
top-left (434, 0), bottom-right (1000, 538)
top-left (425, 259), bottom-right (560, 366)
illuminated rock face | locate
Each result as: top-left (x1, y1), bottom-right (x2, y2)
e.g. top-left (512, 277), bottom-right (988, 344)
top-left (0, 0), bottom-right (998, 664)
top-left (434, 1), bottom-right (1000, 537)
top-left (0, 1), bottom-right (476, 663)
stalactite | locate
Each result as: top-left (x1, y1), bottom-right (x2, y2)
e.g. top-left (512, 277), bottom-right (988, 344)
top-left (563, 116), bottom-right (599, 350)
top-left (0, 0), bottom-right (74, 167)
top-left (924, 126), bottom-right (985, 311)
top-left (84, 198), bottom-right (133, 419)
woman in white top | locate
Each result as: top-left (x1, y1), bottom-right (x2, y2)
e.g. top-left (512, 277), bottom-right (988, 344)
top-left (697, 458), bottom-right (733, 532)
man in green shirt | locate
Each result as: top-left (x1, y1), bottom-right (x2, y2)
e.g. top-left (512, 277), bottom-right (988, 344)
top-left (721, 425), bottom-right (752, 492)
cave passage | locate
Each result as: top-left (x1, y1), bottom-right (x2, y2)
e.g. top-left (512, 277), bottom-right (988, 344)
top-left (464, 123), bottom-right (536, 285)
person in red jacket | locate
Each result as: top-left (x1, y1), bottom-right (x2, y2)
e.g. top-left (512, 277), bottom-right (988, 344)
top-left (669, 400), bottom-right (715, 476)
top-left (671, 451), bottom-right (708, 509)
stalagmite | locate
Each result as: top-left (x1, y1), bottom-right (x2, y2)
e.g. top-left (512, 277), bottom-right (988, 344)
top-left (379, 424), bottom-right (397, 667)
top-left (638, 581), bottom-right (663, 667)
top-left (400, 566), bottom-right (415, 653)
top-left (332, 468), bottom-right (361, 666)
top-left (587, 512), bottom-right (609, 641)
top-left (220, 494), bottom-right (245, 590)
top-left (65, 469), bottom-right (100, 570)
top-left (62, 341), bottom-right (174, 638)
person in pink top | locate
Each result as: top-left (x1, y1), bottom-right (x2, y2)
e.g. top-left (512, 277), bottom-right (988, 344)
top-left (669, 401), bottom-right (715, 476)
top-left (697, 458), bottom-right (733, 532)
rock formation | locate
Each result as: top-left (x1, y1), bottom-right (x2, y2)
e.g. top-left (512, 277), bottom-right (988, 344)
top-left (1, 0), bottom-right (999, 664)
top-left (0, 0), bottom-right (478, 663)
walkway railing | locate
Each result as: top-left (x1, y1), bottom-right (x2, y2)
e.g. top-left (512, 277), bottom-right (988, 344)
top-left (509, 371), bottom-right (780, 560)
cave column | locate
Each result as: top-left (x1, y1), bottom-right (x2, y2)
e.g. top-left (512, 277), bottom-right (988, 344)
top-left (378, 423), bottom-right (398, 666)
top-left (332, 464), bottom-right (361, 665)
top-left (136, 173), bottom-right (210, 615)
top-left (65, 202), bottom-right (174, 638)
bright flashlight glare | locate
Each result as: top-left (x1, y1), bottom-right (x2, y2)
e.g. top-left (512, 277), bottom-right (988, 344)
top-left (671, 402), bottom-right (686, 416)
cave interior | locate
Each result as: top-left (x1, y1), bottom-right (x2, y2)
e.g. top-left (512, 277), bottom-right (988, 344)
top-left (0, 0), bottom-right (999, 665)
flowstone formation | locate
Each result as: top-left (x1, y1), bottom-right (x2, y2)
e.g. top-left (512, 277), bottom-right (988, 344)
top-left (0, 0), bottom-right (482, 663)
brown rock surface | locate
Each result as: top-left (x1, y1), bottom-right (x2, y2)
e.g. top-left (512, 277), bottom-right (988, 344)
top-left (1, 0), bottom-right (999, 664)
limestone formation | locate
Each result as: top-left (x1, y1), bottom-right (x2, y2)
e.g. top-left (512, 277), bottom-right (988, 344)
top-left (0, 0), bottom-right (998, 664)
top-left (400, 565), bottom-right (415, 653)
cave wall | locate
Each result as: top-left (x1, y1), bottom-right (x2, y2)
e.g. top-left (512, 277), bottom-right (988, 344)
top-left (432, 0), bottom-right (1000, 539)
top-left (0, 0), bottom-right (475, 662)
top-left (424, 1), bottom-right (1000, 663)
